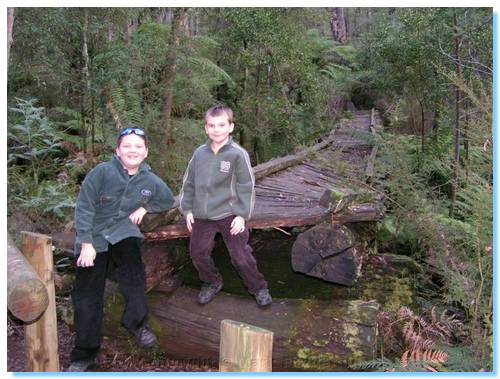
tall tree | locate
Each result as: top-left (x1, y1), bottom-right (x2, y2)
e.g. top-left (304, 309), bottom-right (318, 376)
top-left (449, 11), bottom-right (462, 217)
top-left (329, 7), bottom-right (346, 43)
top-left (161, 7), bottom-right (187, 137)
top-left (7, 7), bottom-right (15, 66)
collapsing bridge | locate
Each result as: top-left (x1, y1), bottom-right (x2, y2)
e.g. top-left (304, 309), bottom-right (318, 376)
top-left (52, 110), bottom-right (417, 371)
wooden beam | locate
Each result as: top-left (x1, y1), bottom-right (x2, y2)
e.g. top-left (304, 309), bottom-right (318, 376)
top-left (7, 234), bottom-right (49, 322)
top-left (252, 130), bottom-right (338, 180)
top-left (21, 232), bottom-right (60, 372)
top-left (219, 320), bottom-right (273, 372)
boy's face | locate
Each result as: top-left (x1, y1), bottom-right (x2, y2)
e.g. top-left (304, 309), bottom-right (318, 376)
top-left (116, 134), bottom-right (148, 171)
top-left (205, 113), bottom-right (234, 146)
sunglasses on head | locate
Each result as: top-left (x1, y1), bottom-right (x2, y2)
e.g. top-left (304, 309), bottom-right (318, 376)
top-left (119, 128), bottom-right (146, 137)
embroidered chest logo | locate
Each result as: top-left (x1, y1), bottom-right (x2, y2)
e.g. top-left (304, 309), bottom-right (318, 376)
top-left (141, 189), bottom-right (152, 197)
top-left (220, 160), bottom-right (231, 173)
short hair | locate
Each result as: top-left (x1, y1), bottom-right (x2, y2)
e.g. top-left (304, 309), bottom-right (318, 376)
top-left (204, 104), bottom-right (233, 124)
top-left (116, 125), bottom-right (148, 148)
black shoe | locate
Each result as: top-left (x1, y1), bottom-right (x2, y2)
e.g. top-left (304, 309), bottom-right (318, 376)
top-left (132, 326), bottom-right (157, 349)
top-left (198, 282), bottom-right (223, 304)
top-left (67, 357), bottom-right (95, 372)
top-left (255, 289), bottom-right (272, 307)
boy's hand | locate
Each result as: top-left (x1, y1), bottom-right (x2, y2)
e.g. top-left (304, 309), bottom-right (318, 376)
top-left (129, 207), bottom-right (147, 225)
top-left (230, 216), bottom-right (246, 235)
top-left (186, 213), bottom-right (194, 232)
top-left (77, 243), bottom-right (96, 267)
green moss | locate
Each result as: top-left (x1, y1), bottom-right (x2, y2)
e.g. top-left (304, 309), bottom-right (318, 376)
top-left (330, 190), bottom-right (343, 201)
top-left (293, 347), bottom-right (339, 371)
top-left (384, 277), bottom-right (414, 312)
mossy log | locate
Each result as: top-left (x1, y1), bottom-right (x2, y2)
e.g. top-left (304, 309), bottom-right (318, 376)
top-left (7, 233), bottom-right (49, 322)
top-left (291, 224), bottom-right (362, 286)
top-left (100, 286), bottom-right (379, 371)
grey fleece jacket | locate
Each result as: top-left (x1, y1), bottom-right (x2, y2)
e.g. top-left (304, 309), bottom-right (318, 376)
top-left (74, 155), bottom-right (174, 254)
top-left (180, 138), bottom-right (255, 220)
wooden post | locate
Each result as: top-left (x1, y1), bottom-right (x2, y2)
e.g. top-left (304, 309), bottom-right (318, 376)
top-left (21, 232), bottom-right (60, 372)
top-left (219, 319), bottom-right (273, 372)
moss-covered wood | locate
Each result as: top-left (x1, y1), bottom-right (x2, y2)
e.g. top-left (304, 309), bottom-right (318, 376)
top-left (94, 285), bottom-right (378, 371)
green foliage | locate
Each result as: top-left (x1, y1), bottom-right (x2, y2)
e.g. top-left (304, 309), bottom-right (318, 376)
top-left (8, 98), bottom-right (63, 185)
top-left (8, 98), bottom-right (75, 227)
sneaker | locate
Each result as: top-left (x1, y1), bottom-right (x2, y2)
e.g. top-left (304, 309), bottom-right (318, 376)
top-left (132, 325), bottom-right (157, 349)
top-left (67, 357), bottom-right (95, 372)
top-left (255, 289), bottom-right (272, 307)
top-left (198, 282), bottom-right (223, 305)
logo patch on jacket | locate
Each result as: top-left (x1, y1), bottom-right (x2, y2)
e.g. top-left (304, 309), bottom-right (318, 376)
top-left (220, 160), bottom-right (231, 173)
top-left (141, 189), bottom-right (152, 197)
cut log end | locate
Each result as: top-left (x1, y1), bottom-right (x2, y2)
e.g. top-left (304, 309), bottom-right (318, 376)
top-left (291, 224), bottom-right (362, 286)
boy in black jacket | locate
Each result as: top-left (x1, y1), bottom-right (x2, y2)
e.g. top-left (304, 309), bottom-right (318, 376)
top-left (69, 127), bottom-right (174, 371)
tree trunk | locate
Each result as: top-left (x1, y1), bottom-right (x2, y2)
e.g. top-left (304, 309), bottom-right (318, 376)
top-left (161, 7), bottom-right (187, 137)
top-left (7, 8), bottom-right (15, 67)
top-left (449, 12), bottom-right (461, 217)
top-left (7, 234), bottom-right (49, 322)
top-left (419, 98), bottom-right (425, 153)
top-left (80, 9), bottom-right (91, 154)
top-left (102, 286), bottom-right (379, 371)
top-left (329, 7), bottom-right (347, 43)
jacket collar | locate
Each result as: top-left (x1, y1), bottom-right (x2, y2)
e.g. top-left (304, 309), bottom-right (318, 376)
top-left (204, 136), bottom-right (233, 153)
top-left (112, 154), bottom-right (150, 175)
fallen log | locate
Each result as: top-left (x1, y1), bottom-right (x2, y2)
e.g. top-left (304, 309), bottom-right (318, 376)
top-left (7, 233), bottom-right (49, 322)
top-left (51, 234), bottom-right (190, 294)
top-left (101, 286), bottom-right (379, 371)
top-left (291, 224), bottom-right (362, 286)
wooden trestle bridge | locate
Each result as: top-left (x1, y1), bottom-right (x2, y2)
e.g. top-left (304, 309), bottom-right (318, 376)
top-left (141, 109), bottom-right (384, 240)
top-left (46, 109), bottom-right (393, 371)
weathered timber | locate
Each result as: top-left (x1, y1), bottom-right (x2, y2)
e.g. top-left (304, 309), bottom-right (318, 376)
top-left (140, 197), bottom-right (181, 233)
top-left (99, 286), bottom-right (379, 371)
top-left (332, 202), bottom-right (385, 224)
top-left (21, 232), bottom-right (59, 372)
top-left (252, 128), bottom-right (339, 180)
top-left (219, 320), bottom-right (273, 372)
top-left (291, 224), bottom-right (362, 286)
top-left (364, 146), bottom-right (378, 179)
top-left (7, 234), bottom-right (49, 322)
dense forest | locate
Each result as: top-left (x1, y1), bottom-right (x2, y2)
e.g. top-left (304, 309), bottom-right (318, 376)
top-left (7, 7), bottom-right (492, 371)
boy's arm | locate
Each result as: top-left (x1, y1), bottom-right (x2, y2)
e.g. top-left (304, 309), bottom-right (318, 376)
top-left (232, 150), bottom-right (255, 220)
top-left (144, 179), bottom-right (175, 213)
top-left (74, 167), bottom-right (101, 248)
top-left (179, 154), bottom-right (196, 216)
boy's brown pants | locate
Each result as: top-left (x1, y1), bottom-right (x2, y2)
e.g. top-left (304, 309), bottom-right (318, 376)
top-left (189, 216), bottom-right (267, 295)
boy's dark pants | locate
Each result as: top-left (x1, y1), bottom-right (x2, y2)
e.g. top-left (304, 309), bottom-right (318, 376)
top-left (70, 237), bottom-right (147, 362)
top-left (190, 216), bottom-right (267, 295)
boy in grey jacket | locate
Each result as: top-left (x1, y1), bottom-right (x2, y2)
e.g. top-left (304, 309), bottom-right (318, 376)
top-left (69, 127), bottom-right (174, 372)
top-left (180, 104), bottom-right (272, 307)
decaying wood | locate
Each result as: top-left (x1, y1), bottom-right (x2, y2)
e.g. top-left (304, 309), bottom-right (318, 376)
top-left (291, 224), bottom-right (362, 286)
top-left (53, 110), bottom-right (382, 242)
top-left (140, 197), bottom-right (180, 232)
top-left (332, 202), bottom-right (385, 224)
top-left (7, 234), bottom-right (49, 322)
top-left (100, 286), bottom-right (379, 371)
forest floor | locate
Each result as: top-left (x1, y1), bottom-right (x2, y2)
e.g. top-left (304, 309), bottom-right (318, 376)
top-left (7, 306), bottom-right (216, 372)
